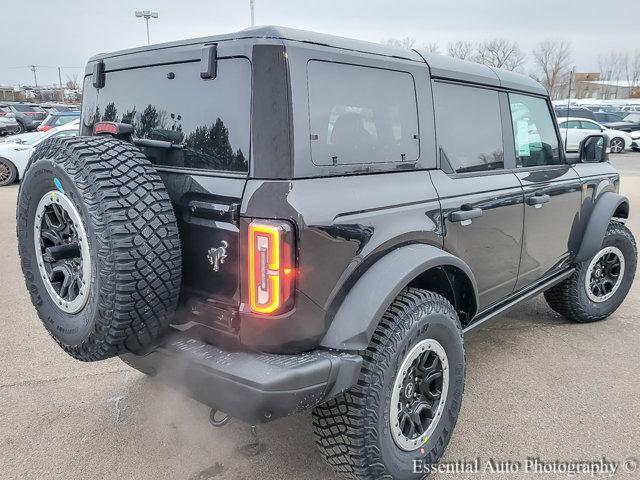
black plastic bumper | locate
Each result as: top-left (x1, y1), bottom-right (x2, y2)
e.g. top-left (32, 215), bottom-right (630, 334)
top-left (120, 333), bottom-right (362, 423)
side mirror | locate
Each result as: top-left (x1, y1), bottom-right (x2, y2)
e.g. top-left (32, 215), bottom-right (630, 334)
top-left (579, 134), bottom-right (609, 163)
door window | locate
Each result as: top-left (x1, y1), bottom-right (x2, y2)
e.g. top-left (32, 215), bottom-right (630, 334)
top-left (579, 120), bottom-right (602, 131)
top-left (558, 120), bottom-right (581, 129)
top-left (509, 94), bottom-right (560, 167)
top-left (432, 82), bottom-right (504, 173)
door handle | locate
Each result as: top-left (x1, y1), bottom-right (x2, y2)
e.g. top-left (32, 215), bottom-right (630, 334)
top-left (527, 194), bottom-right (551, 206)
top-left (449, 207), bottom-right (483, 223)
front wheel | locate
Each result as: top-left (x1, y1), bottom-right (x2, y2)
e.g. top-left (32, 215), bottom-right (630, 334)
top-left (545, 221), bottom-right (637, 323)
top-left (610, 137), bottom-right (625, 153)
top-left (313, 289), bottom-right (465, 480)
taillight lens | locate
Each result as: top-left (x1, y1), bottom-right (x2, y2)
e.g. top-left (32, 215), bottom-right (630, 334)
top-left (248, 220), bottom-right (295, 315)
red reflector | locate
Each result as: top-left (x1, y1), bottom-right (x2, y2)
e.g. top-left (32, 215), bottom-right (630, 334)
top-left (248, 220), bottom-right (295, 315)
top-left (94, 122), bottom-right (119, 135)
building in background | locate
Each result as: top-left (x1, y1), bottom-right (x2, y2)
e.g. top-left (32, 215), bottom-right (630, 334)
top-left (556, 73), bottom-right (640, 100)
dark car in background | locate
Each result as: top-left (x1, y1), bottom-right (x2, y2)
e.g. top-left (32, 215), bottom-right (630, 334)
top-left (553, 106), bottom-right (597, 120)
top-left (0, 103), bottom-right (47, 132)
top-left (37, 111), bottom-right (80, 132)
top-left (41, 104), bottom-right (80, 114)
top-left (594, 112), bottom-right (640, 133)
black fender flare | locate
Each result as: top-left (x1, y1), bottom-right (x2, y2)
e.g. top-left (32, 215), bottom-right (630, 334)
top-left (574, 192), bottom-right (629, 263)
top-left (320, 243), bottom-right (478, 351)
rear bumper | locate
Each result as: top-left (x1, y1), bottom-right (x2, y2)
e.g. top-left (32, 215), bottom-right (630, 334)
top-left (0, 122), bottom-right (19, 134)
top-left (120, 333), bottom-right (362, 423)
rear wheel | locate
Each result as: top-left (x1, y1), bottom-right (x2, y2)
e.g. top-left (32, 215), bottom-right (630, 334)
top-left (16, 121), bottom-right (25, 134)
top-left (610, 137), bottom-right (625, 153)
top-left (545, 221), bottom-right (636, 323)
top-left (313, 289), bottom-right (465, 480)
top-left (17, 136), bottom-right (182, 361)
top-left (0, 158), bottom-right (17, 186)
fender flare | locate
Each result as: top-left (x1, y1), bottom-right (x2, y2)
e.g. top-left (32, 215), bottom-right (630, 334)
top-left (574, 192), bottom-right (629, 263)
top-left (320, 243), bottom-right (478, 351)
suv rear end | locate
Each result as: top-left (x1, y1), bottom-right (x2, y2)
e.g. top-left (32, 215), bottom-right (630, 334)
top-left (79, 35), bottom-right (364, 423)
top-left (1, 103), bottom-right (47, 131)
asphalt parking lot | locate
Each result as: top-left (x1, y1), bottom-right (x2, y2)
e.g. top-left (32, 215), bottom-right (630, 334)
top-left (1, 153), bottom-right (638, 480)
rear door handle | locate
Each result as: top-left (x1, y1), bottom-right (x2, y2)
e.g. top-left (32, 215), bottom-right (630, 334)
top-left (527, 194), bottom-right (551, 206)
top-left (449, 207), bottom-right (483, 223)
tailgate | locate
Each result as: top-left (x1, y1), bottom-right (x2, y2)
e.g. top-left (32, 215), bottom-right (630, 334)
top-left (159, 171), bottom-right (245, 307)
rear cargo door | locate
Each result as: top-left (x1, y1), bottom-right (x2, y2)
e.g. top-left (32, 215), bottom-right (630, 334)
top-left (81, 56), bottom-right (251, 309)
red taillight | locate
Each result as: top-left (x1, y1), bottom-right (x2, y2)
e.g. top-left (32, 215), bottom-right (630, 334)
top-left (94, 122), bottom-right (119, 135)
top-left (248, 220), bottom-right (295, 315)
top-left (93, 121), bottom-right (134, 136)
top-left (38, 125), bottom-right (52, 132)
top-left (24, 111), bottom-right (40, 116)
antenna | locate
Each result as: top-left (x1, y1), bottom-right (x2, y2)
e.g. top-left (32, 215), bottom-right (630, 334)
top-left (564, 66), bottom-right (575, 153)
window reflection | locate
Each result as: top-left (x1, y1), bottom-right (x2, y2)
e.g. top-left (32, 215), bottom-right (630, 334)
top-left (81, 58), bottom-right (250, 173)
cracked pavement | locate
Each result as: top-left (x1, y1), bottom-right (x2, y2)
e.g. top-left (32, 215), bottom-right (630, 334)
top-left (0, 154), bottom-right (638, 479)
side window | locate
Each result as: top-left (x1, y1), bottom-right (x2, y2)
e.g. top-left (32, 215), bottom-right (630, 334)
top-left (560, 120), bottom-right (581, 129)
top-left (580, 121), bottom-right (601, 130)
top-left (509, 93), bottom-right (560, 168)
top-left (307, 61), bottom-right (419, 165)
top-left (432, 82), bottom-right (504, 173)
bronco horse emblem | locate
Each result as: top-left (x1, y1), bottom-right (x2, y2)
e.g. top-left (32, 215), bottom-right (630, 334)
top-left (207, 241), bottom-right (229, 272)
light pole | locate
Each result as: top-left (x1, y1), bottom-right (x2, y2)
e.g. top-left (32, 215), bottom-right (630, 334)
top-left (250, 0), bottom-right (255, 27)
top-left (135, 10), bottom-right (158, 45)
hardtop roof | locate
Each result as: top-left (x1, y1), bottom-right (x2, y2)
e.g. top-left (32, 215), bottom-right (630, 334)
top-left (89, 25), bottom-right (546, 95)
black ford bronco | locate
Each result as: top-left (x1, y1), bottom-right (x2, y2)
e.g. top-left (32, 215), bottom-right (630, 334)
top-left (16, 26), bottom-right (636, 479)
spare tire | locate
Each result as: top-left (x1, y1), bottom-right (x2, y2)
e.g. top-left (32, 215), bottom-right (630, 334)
top-left (17, 136), bottom-right (182, 361)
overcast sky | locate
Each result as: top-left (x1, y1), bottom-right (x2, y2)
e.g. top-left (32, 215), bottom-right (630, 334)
top-left (1, 0), bottom-right (638, 86)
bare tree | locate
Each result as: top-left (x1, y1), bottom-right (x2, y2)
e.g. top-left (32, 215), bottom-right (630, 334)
top-left (531, 39), bottom-right (572, 98)
top-left (65, 73), bottom-right (79, 90)
top-left (629, 50), bottom-right (640, 88)
top-left (598, 51), bottom-right (628, 98)
top-left (475, 39), bottom-right (525, 71)
top-left (382, 37), bottom-right (416, 50)
top-left (420, 42), bottom-right (441, 54)
top-left (447, 41), bottom-right (474, 60)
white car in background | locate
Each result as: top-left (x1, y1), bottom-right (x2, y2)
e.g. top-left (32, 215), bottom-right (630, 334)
top-left (0, 121), bottom-right (79, 186)
top-left (557, 117), bottom-right (633, 154)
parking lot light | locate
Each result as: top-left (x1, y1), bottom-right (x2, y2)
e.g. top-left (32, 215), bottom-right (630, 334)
top-left (134, 10), bottom-right (158, 46)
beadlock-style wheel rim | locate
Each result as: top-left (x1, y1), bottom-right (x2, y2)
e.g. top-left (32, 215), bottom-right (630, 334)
top-left (585, 246), bottom-right (625, 303)
top-left (390, 338), bottom-right (449, 452)
top-left (34, 191), bottom-right (91, 314)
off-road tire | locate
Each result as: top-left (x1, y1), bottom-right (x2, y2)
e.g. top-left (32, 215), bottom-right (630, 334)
top-left (545, 221), bottom-right (636, 323)
top-left (17, 136), bottom-right (182, 361)
top-left (313, 289), bottom-right (465, 480)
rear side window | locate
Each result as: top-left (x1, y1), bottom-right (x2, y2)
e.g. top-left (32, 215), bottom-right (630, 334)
top-left (509, 94), bottom-right (560, 167)
top-left (433, 82), bottom-right (504, 173)
top-left (83, 58), bottom-right (251, 173)
top-left (307, 61), bottom-right (419, 165)
top-left (13, 105), bottom-right (43, 112)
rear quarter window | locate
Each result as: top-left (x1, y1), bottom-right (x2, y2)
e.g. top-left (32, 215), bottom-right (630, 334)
top-left (82, 57), bottom-right (251, 173)
top-left (307, 61), bottom-right (419, 166)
